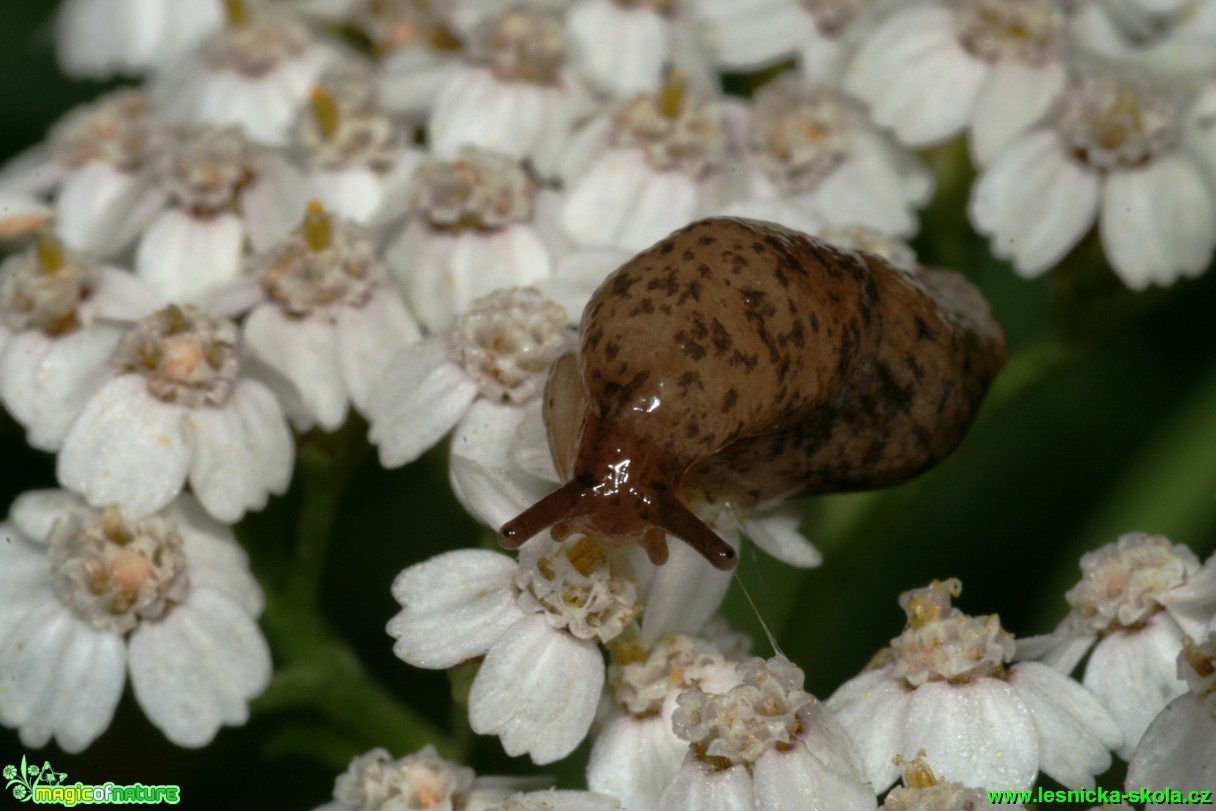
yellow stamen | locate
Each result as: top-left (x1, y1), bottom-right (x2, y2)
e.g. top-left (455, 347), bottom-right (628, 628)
top-left (36, 230), bottom-right (64, 274)
top-left (309, 86), bottom-right (339, 140)
top-left (303, 200), bottom-right (331, 251)
top-left (224, 0), bottom-right (249, 28)
top-left (565, 536), bottom-right (605, 576)
top-left (658, 68), bottom-right (685, 119)
top-left (895, 753), bottom-right (938, 789)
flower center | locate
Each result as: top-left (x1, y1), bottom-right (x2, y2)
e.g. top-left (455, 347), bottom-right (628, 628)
top-left (885, 756), bottom-right (989, 810)
top-left (449, 288), bottom-right (572, 403)
top-left (953, 0), bottom-right (1062, 66)
top-left (0, 233), bottom-right (96, 335)
top-left (672, 656), bottom-right (814, 769)
top-left (514, 537), bottom-right (641, 643)
top-left (157, 126), bottom-right (264, 214)
top-left (610, 72), bottom-right (726, 178)
top-left (50, 89), bottom-right (160, 173)
top-left (470, 7), bottom-right (565, 84)
top-left (257, 202), bottom-right (382, 318)
top-left (799, 0), bottom-right (871, 35)
top-left (608, 633), bottom-right (733, 716)
top-left (47, 506), bottom-right (189, 634)
top-left (1065, 532), bottom-right (1199, 634)
top-left (112, 305), bottom-right (241, 407)
top-left (1180, 635), bottom-right (1216, 717)
top-left (410, 148), bottom-right (537, 231)
top-left (611, 0), bottom-right (675, 12)
top-left (332, 747), bottom-right (475, 811)
top-left (747, 77), bottom-right (857, 195)
top-left (209, 4), bottom-right (312, 78)
top-left (297, 68), bottom-right (407, 172)
top-left (350, 0), bottom-right (462, 55)
top-left (1054, 71), bottom-right (1182, 170)
top-left (891, 579), bottom-right (1013, 686)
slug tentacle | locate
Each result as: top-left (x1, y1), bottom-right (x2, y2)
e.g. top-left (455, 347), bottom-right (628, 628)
top-left (498, 478), bottom-right (589, 549)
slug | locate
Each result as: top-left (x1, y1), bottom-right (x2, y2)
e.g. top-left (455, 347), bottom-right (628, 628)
top-left (499, 217), bottom-right (1006, 570)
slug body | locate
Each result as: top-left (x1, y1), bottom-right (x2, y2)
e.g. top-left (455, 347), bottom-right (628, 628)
top-left (500, 217), bottom-right (1006, 570)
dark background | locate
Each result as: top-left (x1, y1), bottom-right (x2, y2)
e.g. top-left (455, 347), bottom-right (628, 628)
top-left (1, 4), bottom-right (1214, 808)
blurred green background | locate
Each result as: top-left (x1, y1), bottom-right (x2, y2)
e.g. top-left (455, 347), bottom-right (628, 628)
top-left (1, 5), bottom-right (1214, 809)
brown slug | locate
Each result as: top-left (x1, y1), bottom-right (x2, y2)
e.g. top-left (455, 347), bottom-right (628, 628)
top-left (499, 217), bottom-right (1006, 570)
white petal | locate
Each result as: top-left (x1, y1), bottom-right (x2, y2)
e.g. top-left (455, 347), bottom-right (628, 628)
top-left (336, 287), bottom-right (422, 414)
top-left (752, 742), bottom-right (877, 811)
top-left (0, 325), bottom-right (123, 451)
top-left (387, 549), bottom-right (525, 669)
top-left (1083, 618), bottom-right (1188, 759)
top-left (242, 154), bottom-right (310, 251)
top-left (694, 0), bottom-right (813, 71)
top-left (469, 615), bottom-right (604, 764)
top-left (588, 714), bottom-right (688, 810)
top-left (641, 532), bottom-right (734, 639)
top-left (659, 761), bottom-right (755, 811)
top-left (0, 522), bottom-right (54, 613)
top-left (168, 495), bottom-right (263, 616)
top-left (1126, 692), bottom-right (1216, 797)
top-left (902, 678), bottom-right (1039, 791)
top-left (544, 248), bottom-right (631, 321)
top-left (969, 131), bottom-right (1100, 277)
top-left (9, 490), bottom-right (84, 543)
top-left (845, 7), bottom-right (988, 147)
top-left (0, 191), bottom-right (52, 237)
top-left (1014, 624), bottom-right (1096, 675)
top-left (57, 375), bottom-right (193, 518)
top-left (128, 587), bottom-right (271, 747)
top-left (84, 266), bottom-right (167, 322)
top-left (1006, 661), bottom-right (1120, 788)
top-left (969, 60), bottom-right (1066, 167)
top-left (1101, 154), bottom-right (1216, 290)
top-left (0, 595), bottom-right (126, 753)
top-left (826, 668), bottom-right (912, 791)
top-left (567, 1), bottom-right (669, 98)
top-left (135, 208), bottom-right (245, 301)
top-left (188, 379), bottom-right (294, 522)
top-left (367, 336), bottom-right (479, 467)
top-left (56, 164), bottom-right (163, 256)
top-left (744, 504), bottom-right (822, 568)
top-left (450, 456), bottom-right (549, 531)
top-left (244, 306), bottom-right (347, 430)
top-left (309, 168), bottom-right (385, 225)
top-left (810, 133), bottom-right (927, 237)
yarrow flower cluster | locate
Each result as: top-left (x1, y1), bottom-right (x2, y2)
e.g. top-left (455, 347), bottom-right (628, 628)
top-left (0, 0), bottom-right (1214, 808)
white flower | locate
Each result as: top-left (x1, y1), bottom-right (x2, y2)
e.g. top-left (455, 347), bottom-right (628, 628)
top-left (243, 202), bottom-right (421, 431)
top-left (559, 74), bottom-right (740, 252)
top-left (292, 63), bottom-right (425, 225)
top-left (388, 536), bottom-right (642, 764)
top-left (881, 755), bottom-right (1015, 811)
top-left (588, 631), bottom-right (747, 809)
top-left (1016, 532), bottom-right (1216, 758)
top-left (970, 66), bottom-right (1216, 288)
top-left (725, 75), bottom-right (933, 239)
top-left (0, 89), bottom-right (167, 256)
top-left (389, 148), bottom-right (561, 332)
top-left (313, 745), bottom-right (517, 811)
top-left (368, 287), bottom-right (573, 467)
top-left (367, 0), bottom-right (467, 121)
top-left (428, 6), bottom-right (589, 179)
top-left (828, 579), bottom-right (1121, 793)
top-left (662, 655), bottom-right (877, 811)
top-left (57, 304), bottom-right (294, 523)
top-left (133, 124), bottom-right (308, 301)
top-left (845, 0), bottom-right (1069, 161)
top-left (0, 490), bottom-right (270, 751)
top-left (55, 0), bottom-right (223, 78)
top-left (151, 2), bottom-right (336, 146)
top-left (1125, 633), bottom-right (1216, 809)
top-left (0, 233), bottom-right (153, 451)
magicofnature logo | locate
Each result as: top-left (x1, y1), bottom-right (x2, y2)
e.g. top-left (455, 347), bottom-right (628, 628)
top-left (4, 755), bottom-right (180, 805)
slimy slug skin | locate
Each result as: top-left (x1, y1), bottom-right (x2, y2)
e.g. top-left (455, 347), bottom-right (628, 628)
top-left (500, 217), bottom-right (1006, 570)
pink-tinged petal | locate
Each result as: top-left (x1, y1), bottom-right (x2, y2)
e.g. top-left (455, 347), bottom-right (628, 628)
top-left (903, 678), bottom-right (1039, 791)
top-left (0, 191), bottom-right (52, 237)
top-left (56, 164), bottom-right (163, 256)
top-left (469, 615), bottom-right (604, 764)
top-left (588, 714), bottom-right (688, 809)
top-left (244, 305), bottom-right (346, 430)
top-left (1101, 154), bottom-right (1216, 290)
top-left (0, 325), bottom-right (124, 451)
top-left (753, 740), bottom-right (877, 811)
top-left (659, 761), bottom-right (755, 811)
top-left (970, 60), bottom-right (1066, 167)
top-left (188, 379), bottom-right (293, 523)
top-left (166, 495), bottom-right (262, 616)
top-left (1007, 661), bottom-right (1120, 788)
top-left (9, 490), bottom-right (85, 543)
top-left (641, 533), bottom-right (735, 639)
top-left (826, 667), bottom-right (912, 791)
top-left (845, 7), bottom-right (988, 147)
top-left (387, 549), bottom-right (525, 669)
top-left (336, 287), bottom-right (422, 415)
top-left (1083, 617), bottom-right (1188, 759)
top-left (969, 131), bottom-right (1100, 277)
top-left (1126, 692), bottom-right (1216, 796)
top-left (0, 595), bottom-right (126, 753)
top-left (135, 208), bottom-right (245, 301)
top-left (57, 375), bottom-right (193, 518)
top-left (367, 336), bottom-right (479, 467)
top-left (129, 587), bottom-right (271, 747)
